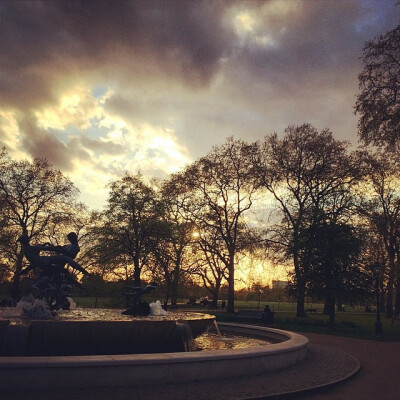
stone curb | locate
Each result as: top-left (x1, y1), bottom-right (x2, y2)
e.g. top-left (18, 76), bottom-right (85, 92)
top-left (0, 324), bottom-right (309, 392)
top-left (243, 345), bottom-right (361, 399)
top-left (1, 344), bottom-right (360, 400)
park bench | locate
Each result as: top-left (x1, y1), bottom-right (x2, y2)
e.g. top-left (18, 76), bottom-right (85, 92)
top-left (305, 308), bottom-right (317, 313)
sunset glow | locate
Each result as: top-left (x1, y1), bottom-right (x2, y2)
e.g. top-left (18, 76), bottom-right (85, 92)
top-left (0, 0), bottom-right (399, 210)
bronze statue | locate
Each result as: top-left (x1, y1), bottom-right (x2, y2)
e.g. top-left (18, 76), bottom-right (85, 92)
top-left (122, 282), bottom-right (157, 316)
top-left (18, 233), bottom-right (88, 310)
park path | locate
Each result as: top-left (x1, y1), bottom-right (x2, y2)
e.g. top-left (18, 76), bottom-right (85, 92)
top-left (298, 332), bottom-right (400, 400)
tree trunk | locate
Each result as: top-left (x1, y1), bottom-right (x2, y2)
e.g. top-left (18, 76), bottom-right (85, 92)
top-left (293, 250), bottom-right (307, 318)
top-left (385, 248), bottom-right (396, 317)
top-left (296, 289), bottom-right (306, 318)
top-left (133, 257), bottom-right (141, 286)
top-left (295, 274), bottom-right (307, 317)
top-left (386, 272), bottom-right (394, 318)
top-left (212, 291), bottom-right (219, 308)
top-left (325, 296), bottom-right (335, 330)
top-left (395, 269), bottom-right (400, 316)
top-left (164, 289), bottom-right (170, 310)
top-left (227, 260), bottom-right (235, 313)
top-left (10, 248), bottom-right (24, 303)
top-left (170, 281), bottom-right (178, 306)
top-left (170, 265), bottom-right (180, 306)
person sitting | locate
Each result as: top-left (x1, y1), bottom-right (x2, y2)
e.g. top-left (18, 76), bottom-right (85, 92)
top-left (261, 304), bottom-right (275, 326)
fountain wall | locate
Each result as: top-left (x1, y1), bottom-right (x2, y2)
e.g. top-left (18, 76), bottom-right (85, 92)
top-left (0, 315), bottom-right (214, 356)
top-left (0, 323), bottom-right (309, 393)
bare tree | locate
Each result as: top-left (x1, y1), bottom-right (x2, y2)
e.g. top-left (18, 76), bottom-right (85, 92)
top-left (355, 22), bottom-right (400, 149)
top-left (359, 150), bottom-right (400, 317)
top-left (0, 149), bottom-right (78, 300)
top-left (254, 124), bottom-right (363, 317)
top-left (148, 183), bottom-right (196, 308)
top-left (191, 232), bottom-right (228, 308)
top-left (168, 138), bottom-right (258, 313)
top-left (95, 174), bottom-right (158, 285)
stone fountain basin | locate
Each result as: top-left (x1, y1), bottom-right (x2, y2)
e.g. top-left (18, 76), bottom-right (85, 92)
top-left (0, 312), bottom-right (215, 356)
top-left (0, 323), bottom-right (309, 392)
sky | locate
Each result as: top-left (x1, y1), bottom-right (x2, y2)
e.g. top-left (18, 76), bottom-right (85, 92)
top-left (1, 0), bottom-right (399, 210)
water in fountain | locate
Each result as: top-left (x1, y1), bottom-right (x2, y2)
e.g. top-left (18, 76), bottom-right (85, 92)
top-left (16, 294), bottom-right (52, 319)
top-left (0, 300), bottom-right (215, 356)
top-left (149, 300), bottom-right (167, 316)
top-left (175, 322), bottom-right (195, 352)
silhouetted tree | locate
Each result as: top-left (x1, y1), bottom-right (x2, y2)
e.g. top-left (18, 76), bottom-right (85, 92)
top-left (254, 124), bottom-right (364, 317)
top-left (148, 183), bottom-right (196, 307)
top-left (191, 232), bottom-right (228, 308)
top-left (95, 174), bottom-right (159, 285)
top-left (0, 148), bottom-right (78, 300)
top-left (168, 138), bottom-right (259, 313)
top-left (298, 222), bottom-right (370, 328)
top-left (355, 21), bottom-right (400, 149)
top-left (359, 150), bottom-right (400, 317)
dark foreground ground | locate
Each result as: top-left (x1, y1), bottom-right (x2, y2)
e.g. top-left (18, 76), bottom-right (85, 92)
top-left (4, 331), bottom-right (400, 400)
top-left (297, 332), bottom-right (400, 400)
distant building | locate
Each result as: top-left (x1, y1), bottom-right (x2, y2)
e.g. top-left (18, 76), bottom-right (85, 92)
top-left (272, 280), bottom-right (289, 290)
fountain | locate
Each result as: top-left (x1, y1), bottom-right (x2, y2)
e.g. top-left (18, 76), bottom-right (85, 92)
top-left (0, 235), bottom-right (309, 394)
top-left (0, 307), bottom-right (216, 356)
top-left (0, 277), bottom-right (215, 357)
top-left (0, 304), bottom-right (309, 393)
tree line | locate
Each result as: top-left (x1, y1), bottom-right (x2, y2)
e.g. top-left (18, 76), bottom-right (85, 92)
top-left (0, 18), bottom-right (399, 327)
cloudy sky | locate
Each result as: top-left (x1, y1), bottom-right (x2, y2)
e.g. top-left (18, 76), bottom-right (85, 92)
top-left (1, 0), bottom-right (399, 210)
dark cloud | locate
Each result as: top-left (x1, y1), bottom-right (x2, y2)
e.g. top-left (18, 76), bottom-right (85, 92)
top-left (17, 115), bottom-right (74, 170)
top-left (1, 0), bottom-right (400, 189)
top-left (2, 0), bottom-right (399, 104)
top-left (0, 0), bottom-right (232, 109)
top-left (16, 115), bottom-right (96, 171)
top-left (2, 0), bottom-right (399, 113)
top-left (232, 1), bottom-right (399, 87)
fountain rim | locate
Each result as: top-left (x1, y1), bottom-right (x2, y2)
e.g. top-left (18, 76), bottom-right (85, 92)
top-left (0, 324), bottom-right (308, 367)
top-left (0, 323), bottom-right (309, 392)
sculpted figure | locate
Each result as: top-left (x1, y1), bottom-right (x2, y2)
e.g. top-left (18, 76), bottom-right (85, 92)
top-left (18, 233), bottom-right (88, 310)
top-left (122, 282), bottom-right (157, 316)
top-left (51, 232), bottom-right (80, 259)
top-left (18, 234), bottom-right (88, 276)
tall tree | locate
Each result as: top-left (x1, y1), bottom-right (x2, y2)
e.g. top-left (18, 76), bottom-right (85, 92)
top-left (355, 22), bottom-right (400, 149)
top-left (255, 124), bottom-right (363, 317)
top-left (191, 231), bottom-right (228, 308)
top-left (169, 138), bottom-right (258, 313)
top-left (0, 149), bottom-right (78, 300)
top-left (360, 150), bottom-right (400, 317)
top-left (149, 183), bottom-right (196, 307)
top-left (96, 174), bottom-right (158, 285)
top-left (298, 221), bottom-right (369, 328)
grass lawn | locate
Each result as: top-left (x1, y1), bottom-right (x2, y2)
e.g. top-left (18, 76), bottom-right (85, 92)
top-left (71, 297), bottom-right (400, 341)
top-left (272, 312), bottom-right (400, 341)
top-left (73, 296), bottom-right (126, 309)
top-left (214, 310), bottom-right (400, 342)
top-left (229, 300), bottom-right (367, 313)
top-left (208, 301), bottom-right (400, 341)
